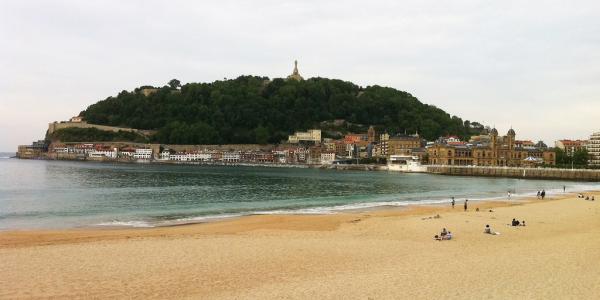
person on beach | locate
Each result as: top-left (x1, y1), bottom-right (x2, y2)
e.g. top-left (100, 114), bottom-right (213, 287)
top-left (441, 228), bottom-right (448, 237)
top-left (508, 191), bottom-right (511, 200)
top-left (563, 185), bottom-right (566, 193)
top-left (452, 197), bottom-right (455, 208)
top-left (443, 231), bottom-right (453, 240)
top-left (536, 191), bottom-right (540, 199)
top-left (464, 199), bottom-right (468, 211)
top-left (521, 220), bottom-right (526, 226)
top-left (541, 190), bottom-right (546, 199)
top-left (592, 196), bottom-right (595, 201)
top-left (434, 234), bottom-right (441, 241)
top-left (484, 224), bottom-right (499, 235)
top-left (511, 218), bottom-right (520, 226)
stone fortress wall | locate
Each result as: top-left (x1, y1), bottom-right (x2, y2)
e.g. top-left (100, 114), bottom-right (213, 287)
top-left (48, 121), bottom-right (157, 136)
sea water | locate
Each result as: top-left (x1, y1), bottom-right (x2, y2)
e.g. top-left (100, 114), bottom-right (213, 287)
top-left (0, 158), bottom-right (598, 230)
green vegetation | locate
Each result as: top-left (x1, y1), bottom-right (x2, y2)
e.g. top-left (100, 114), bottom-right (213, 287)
top-left (554, 148), bottom-right (590, 168)
top-left (81, 76), bottom-right (485, 145)
top-left (49, 128), bottom-right (149, 143)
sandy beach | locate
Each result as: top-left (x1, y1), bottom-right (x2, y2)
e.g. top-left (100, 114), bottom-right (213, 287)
top-left (1, 192), bottom-right (599, 299)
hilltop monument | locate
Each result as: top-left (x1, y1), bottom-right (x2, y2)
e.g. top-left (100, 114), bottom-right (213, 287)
top-left (287, 60), bottom-right (304, 81)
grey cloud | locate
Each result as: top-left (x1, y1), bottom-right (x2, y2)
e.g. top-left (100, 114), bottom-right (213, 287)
top-left (1, 0), bottom-right (599, 151)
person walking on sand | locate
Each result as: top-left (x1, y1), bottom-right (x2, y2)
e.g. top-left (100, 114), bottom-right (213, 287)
top-left (452, 197), bottom-right (455, 208)
top-left (536, 191), bottom-right (540, 199)
top-left (541, 190), bottom-right (546, 200)
top-left (464, 199), bottom-right (468, 211)
top-left (508, 191), bottom-right (511, 200)
top-left (563, 185), bottom-right (566, 193)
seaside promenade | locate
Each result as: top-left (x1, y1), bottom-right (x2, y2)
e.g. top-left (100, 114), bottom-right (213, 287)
top-left (1, 192), bottom-right (599, 299)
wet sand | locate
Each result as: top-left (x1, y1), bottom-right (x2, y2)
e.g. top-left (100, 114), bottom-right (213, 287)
top-left (1, 192), bottom-right (599, 299)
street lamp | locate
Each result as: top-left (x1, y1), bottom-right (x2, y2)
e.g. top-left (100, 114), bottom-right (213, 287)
top-left (571, 146), bottom-right (574, 170)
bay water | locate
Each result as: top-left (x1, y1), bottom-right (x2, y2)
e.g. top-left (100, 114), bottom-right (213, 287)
top-left (0, 158), bottom-right (598, 230)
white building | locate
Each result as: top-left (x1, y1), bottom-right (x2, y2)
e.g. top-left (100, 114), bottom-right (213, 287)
top-left (53, 147), bottom-right (69, 153)
top-left (587, 132), bottom-right (600, 166)
top-left (160, 150), bottom-right (172, 160)
top-left (222, 152), bottom-right (241, 163)
top-left (134, 148), bottom-right (153, 159)
top-left (320, 152), bottom-right (336, 164)
top-left (446, 136), bottom-right (461, 143)
top-left (169, 153), bottom-right (188, 161)
top-left (89, 148), bottom-right (117, 158)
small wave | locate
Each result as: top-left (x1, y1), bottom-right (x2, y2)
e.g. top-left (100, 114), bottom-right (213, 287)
top-left (167, 213), bottom-right (244, 224)
top-left (95, 220), bottom-right (154, 228)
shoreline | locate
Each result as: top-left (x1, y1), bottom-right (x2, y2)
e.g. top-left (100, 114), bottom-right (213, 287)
top-left (0, 191), bottom-right (579, 248)
top-left (2, 191), bottom-right (599, 298)
top-left (0, 188), bottom-right (569, 234)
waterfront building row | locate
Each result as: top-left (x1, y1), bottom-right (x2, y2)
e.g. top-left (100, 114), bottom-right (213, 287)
top-left (427, 128), bottom-right (556, 167)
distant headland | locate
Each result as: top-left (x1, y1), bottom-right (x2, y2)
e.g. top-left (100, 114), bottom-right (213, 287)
top-left (14, 61), bottom-right (600, 177)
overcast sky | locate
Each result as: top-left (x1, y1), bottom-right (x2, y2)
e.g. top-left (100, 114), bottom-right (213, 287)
top-left (1, 0), bottom-right (599, 151)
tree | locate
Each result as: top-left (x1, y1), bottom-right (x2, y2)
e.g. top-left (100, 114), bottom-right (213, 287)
top-left (254, 125), bottom-right (270, 145)
top-left (554, 148), bottom-right (569, 165)
top-left (572, 148), bottom-right (589, 166)
top-left (81, 75), bottom-right (486, 145)
top-left (168, 79), bottom-right (181, 89)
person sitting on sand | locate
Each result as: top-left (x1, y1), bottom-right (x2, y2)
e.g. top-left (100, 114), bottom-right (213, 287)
top-left (586, 196), bottom-right (590, 200)
top-left (511, 218), bottom-right (520, 226)
top-left (484, 224), bottom-right (499, 235)
top-left (434, 235), bottom-right (442, 241)
top-left (443, 231), bottom-right (453, 240)
top-left (520, 220), bottom-right (526, 226)
top-left (441, 228), bottom-right (448, 237)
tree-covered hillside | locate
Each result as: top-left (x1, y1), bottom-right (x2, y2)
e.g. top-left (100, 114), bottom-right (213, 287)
top-left (81, 76), bottom-right (484, 144)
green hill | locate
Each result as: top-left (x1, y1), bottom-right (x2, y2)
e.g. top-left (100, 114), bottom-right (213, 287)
top-left (79, 76), bottom-right (484, 144)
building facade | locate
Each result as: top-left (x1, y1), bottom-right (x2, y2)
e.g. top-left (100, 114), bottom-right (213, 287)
top-left (288, 129), bottom-right (321, 144)
top-left (587, 132), bottom-right (600, 166)
top-left (428, 128), bottom-right (555, 166)
top-left (555, 139), bottom-right (588, 156)
top-left (379, 134), bottom-right (422, 157)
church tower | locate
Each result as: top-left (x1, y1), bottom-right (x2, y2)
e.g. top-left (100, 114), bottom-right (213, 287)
top-left (490, 128), bottom-right (498, 166)
top-left (507, 128), bottom-right (516, 151)
top-left (368, 126), bottom-right (377, 143)
top-left (286, 60), bottom-right (304, 81)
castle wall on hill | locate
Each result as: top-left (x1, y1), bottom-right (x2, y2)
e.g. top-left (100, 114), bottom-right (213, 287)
top-left (48, 121), bottom-right (156, 136)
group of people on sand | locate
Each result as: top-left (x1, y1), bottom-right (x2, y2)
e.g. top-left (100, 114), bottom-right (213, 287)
top-left (511, 218), bottom-right (526, 226)
top-left (536, 190), bottom-right (546, 199)
top-left (434, 228), bottom-right (453, 241)
top-left (578, 194), bottom-right (595, 201)
top-left (435, 217), bottom-right (530, 240)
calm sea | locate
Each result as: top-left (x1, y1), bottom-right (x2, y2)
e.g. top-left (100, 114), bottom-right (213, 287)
top-left (0, 158), bottom-right (598, 230)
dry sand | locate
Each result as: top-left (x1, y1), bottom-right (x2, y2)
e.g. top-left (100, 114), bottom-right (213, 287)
top-left (1, 192), bottom-right (599, 299)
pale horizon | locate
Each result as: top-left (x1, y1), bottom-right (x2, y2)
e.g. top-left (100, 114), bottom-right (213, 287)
top-left (2, 0), bottom-right (599, 151)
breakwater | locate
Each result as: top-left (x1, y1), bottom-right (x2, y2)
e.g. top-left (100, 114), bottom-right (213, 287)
top-left (427, 165), bottom-right (600, 181)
